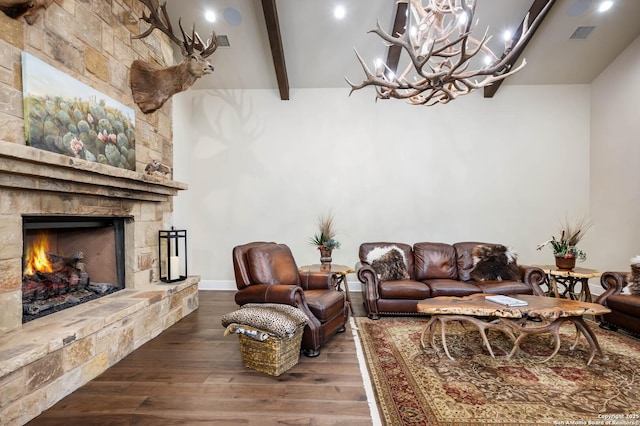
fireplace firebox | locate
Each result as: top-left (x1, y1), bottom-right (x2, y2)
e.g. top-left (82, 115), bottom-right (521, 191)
top-left (22, 216), bottom-right (127, 323)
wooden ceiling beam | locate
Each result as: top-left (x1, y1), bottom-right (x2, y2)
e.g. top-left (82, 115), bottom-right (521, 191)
top-left (385, 1), bottom-right (408, 77)
top-left (484, 0), bottom-right (556, 98)
top-left (261, 0), bottom-right (289, 100)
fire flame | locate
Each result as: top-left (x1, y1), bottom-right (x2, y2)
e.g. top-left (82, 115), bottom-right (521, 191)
top-left (24, 233), bottom-right (53, 276)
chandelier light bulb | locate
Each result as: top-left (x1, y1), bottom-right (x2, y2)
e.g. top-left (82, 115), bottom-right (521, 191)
top-left (374, 58), bottom-right (384, 76)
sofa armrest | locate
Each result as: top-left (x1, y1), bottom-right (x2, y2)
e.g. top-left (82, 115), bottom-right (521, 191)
top-left (595, 271), bottom-right (628, 306)
top-left (357, 264), bottom-right (382, 319)
top-left (520, 265), bottom-right (547, 297)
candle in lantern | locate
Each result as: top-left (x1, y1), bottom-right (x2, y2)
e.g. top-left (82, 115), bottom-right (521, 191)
top-left (170, 256), bottom-right (180, 280)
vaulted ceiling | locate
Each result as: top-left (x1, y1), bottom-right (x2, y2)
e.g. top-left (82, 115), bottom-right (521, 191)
top-left (163, 0), bottom-right (640, 100)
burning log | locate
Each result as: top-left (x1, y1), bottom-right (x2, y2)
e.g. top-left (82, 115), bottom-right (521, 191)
top-left (88, 282), bottom-right (115, 294)
top-left (22, 251), bottom-right (89, 302)
top-left (22, 278), bottom-right (49, 301)
top-left (23, 301), bottom-right (55, 315)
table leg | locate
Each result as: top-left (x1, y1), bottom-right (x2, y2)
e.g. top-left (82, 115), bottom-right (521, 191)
top-left (570, 317), bottom-right (607, 365)
top-left (338, 273), bottom-right (355, 315)
top-left (503, 316), bottom-right (606, 365)
top-left (421, 315), bottom-right (515, 361)
top-left (504, 318), bottom-right (564, 362)
top-left (578, 278), bottom-right (593, 303)
top-left (549, 275), bottom-right (560, 298)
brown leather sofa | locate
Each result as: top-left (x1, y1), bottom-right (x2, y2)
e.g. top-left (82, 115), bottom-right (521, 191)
top-left (357, 241), bottom-right (547, 319)
top-left (595, 271), bottom-right (640, 335)
top-left (232, 242), bottom-right (349, 357)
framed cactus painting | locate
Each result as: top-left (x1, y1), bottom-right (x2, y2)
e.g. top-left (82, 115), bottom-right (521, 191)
top-left (21, 52), bottom-right (136, 171)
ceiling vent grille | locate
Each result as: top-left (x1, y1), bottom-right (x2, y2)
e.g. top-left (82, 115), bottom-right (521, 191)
top-left (216, 35), bottom-right (231, 47)
top-left (570, 26), bottom-right (595, 40)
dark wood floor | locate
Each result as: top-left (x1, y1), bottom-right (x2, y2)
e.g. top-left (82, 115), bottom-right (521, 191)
top-left (27, 290), bottom-right (374, 426)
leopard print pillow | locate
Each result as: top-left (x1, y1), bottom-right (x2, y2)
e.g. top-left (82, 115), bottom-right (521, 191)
top-left (221, 303), bottom-right (308, 338)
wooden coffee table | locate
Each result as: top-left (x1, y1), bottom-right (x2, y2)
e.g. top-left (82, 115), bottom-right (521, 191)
top-left (417, 294), bottom-right (611, 365)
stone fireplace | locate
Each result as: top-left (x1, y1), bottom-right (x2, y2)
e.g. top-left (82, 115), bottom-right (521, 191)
top-left (0, 2), bottom-right (199, 422)
top-left (0, 143), bottom-right (201, 425)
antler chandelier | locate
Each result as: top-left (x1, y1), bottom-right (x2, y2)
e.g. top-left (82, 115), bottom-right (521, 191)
top-left (346, 0), bottom-right (550, 106)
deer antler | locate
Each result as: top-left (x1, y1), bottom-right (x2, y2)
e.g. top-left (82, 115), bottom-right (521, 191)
top-left (178, 21), bottom-right (218, 59)
top-left (129, 0), bottom-right (219, 114)
top-left (133, 0), bottom-right (217, 59)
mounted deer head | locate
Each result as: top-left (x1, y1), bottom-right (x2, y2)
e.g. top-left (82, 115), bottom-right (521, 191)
top-left (0, 0), bottom-right (54, 24)
top-left (130, 0), bottom-right (218, 114)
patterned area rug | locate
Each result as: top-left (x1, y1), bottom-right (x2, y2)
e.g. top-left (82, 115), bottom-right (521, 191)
top-left (355, 317), bottom-right (640, 426)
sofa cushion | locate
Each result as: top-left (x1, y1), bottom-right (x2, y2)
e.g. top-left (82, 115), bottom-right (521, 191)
top-left (424, 278), bottom-right (481, 297)
top-left (414, 242), bottom-right (458, 281)
top-left (360, 242), bottom-right (414, 279)
top-left (247, 243), bottom-right (300, 286)
top-left (379, 279), bottom-right (431, 299)
top-left (473, 280), bottom-right (532, 295)
top-left (369, 248), bottom-right (410, 280)
top-left (470, 244), bottom-right (520, 281)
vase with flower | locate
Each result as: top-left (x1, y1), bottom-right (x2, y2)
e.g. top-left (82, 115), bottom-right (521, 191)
top-left (537, 217), bottom-right (591, 270)
top-left (310, 212), bottom-right (341, 270)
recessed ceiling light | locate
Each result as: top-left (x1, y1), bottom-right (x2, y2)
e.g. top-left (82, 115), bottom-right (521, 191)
top-left (598, 1), bottom-right (613, 12)
top-left (567, 0), bottom-right (592, 17)
top-left (205, 10), bottom-right (216, 23)
top-left (334, 5), bottom-right (346, 20)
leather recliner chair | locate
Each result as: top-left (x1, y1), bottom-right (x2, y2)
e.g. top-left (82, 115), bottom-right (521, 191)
top-left (232, 242), bottom-right (349, 357)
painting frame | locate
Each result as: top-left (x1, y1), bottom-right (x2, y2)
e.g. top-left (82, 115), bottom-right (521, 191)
top-left (21, 52), bottom-right (136, 171)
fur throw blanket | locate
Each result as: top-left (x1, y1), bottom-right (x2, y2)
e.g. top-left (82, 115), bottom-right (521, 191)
top-left (627, 255), bottom-right (640, 295)
top-left (470, 245), bottom-right (520, 281)
top-left (366, 246), bottom-right (410, 281)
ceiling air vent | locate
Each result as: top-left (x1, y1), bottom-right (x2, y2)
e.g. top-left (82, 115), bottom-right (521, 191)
top-left (570, 26), bottom-right (595, 40)
top-left (216, 35), bottom-right (231, 47)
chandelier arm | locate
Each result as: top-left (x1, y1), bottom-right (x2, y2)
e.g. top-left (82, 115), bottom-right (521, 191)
top-left (345, 48), bottom-right (402, 94)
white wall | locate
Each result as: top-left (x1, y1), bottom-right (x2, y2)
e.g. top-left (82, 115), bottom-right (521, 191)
top-left (173, 84), bottom-right (592, 286)
top-left (590, 34), bottom-right (640, 273)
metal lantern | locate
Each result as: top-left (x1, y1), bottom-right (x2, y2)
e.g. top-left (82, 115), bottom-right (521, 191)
top-left (159, 227), bottom-right (187, 283)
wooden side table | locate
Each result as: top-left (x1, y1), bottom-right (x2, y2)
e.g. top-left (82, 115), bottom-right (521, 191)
top-left (298, 264), bottom-right (355, 315)
top-left (534, 265), bottom-right (601, 303)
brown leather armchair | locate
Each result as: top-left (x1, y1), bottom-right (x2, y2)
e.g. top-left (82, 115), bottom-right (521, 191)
top-left (232, 242), bottom-right (349, 357)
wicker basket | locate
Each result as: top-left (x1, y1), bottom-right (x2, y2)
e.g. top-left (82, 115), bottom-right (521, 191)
top-left (238, 325), bottom-right (304, 376)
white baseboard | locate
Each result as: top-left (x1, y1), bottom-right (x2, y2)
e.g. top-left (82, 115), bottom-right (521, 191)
top-left (198, 280), bottom-right (236, 290)
top-left (198, 280), bottom-right (363, 291)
